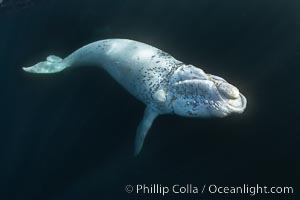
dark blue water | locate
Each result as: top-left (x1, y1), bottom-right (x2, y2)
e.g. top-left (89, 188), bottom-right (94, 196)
top-left (0, 0), bottom-right (299, 199)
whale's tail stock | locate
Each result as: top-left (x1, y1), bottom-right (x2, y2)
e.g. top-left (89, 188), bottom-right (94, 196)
top-left (23, 55), bottom-right (69, 74)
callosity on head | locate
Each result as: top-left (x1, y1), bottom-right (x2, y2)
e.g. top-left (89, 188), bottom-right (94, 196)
top-left (167, 64), bottom-right (247, 118)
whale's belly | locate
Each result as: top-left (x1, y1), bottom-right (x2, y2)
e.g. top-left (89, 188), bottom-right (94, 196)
top-left (93, 39), bottom-right (182, 105)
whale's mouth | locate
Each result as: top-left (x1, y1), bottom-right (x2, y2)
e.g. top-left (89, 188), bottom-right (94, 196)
top-left (213, 81), bottom-right (247, 114)
top-left (227, 93), bottom-right (247, 113)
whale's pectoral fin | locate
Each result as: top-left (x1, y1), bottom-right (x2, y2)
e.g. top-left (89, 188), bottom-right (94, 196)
top-left (134, 106), bottom-right (159, 156)
top-left (23, 55), bottom-right (68, 74)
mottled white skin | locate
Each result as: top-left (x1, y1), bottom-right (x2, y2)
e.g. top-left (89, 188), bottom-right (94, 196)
top-left (23, 39), bottom-right (247, 155)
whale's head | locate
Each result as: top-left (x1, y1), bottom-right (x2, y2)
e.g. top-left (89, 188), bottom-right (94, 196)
top-left (168, 64), bottom-right (247, 118)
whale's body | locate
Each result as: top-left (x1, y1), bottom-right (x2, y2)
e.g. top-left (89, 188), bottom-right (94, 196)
top-left (23, 39), bottom-right (247, 155)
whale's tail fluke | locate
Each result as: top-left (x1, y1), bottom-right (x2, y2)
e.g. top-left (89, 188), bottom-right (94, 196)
top-left (23, 55), bottom-right (69, 73)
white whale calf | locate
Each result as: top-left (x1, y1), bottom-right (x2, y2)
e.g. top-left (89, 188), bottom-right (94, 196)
top-left (23, 39), bottom-right (247, 155)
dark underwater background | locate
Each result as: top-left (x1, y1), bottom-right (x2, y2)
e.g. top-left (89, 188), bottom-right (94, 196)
top-left (0, 0), bottom-right (299, 199)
